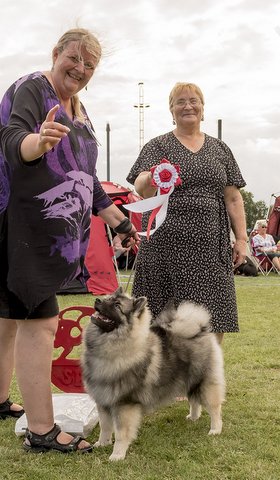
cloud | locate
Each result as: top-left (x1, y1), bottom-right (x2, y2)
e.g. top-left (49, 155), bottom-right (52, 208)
top-left (0, 0), bottom-right (279, 204)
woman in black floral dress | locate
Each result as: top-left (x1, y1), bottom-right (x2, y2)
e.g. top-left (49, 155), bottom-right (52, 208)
top-left (127, 82), bottom-right (247, 343)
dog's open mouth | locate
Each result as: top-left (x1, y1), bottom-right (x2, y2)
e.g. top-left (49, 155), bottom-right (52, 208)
top-left (91, 311), bottom-right (116, 332)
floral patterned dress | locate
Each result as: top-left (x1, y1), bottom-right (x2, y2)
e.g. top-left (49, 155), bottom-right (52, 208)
top-left (127, 132), bottom-right (246, 332)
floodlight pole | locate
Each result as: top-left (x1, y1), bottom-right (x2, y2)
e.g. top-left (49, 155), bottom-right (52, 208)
top-left (134, 82), bottom-right (150, 151)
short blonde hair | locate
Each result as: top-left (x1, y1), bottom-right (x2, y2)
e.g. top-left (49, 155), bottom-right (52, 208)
top-left (54, 28), bottom-right (102, 66)
top-left (53, 28), bottom-right (102, 123)
top-left (256, 221), bottom-right (267, 229)
top-left (169, 82), bottom-right (205, 111)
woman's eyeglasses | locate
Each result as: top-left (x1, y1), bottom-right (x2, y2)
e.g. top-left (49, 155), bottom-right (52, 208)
top-left (67, 55), bottom-right (95, 71)
top-left (174, 98), bottom-right (201, 107)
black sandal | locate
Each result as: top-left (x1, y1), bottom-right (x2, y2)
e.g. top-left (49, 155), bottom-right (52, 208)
top-left (0, 398), bottom-right (25, 420)
top-left (23, 424), bottom-right (93, 453)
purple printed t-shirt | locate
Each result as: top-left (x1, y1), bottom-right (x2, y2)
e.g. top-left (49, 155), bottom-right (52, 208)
top-left (0, 72), bottom-right (112, 311)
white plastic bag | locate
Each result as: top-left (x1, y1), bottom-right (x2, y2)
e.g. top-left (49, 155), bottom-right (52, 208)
top-left (15, 393), bottom-right (99, 437)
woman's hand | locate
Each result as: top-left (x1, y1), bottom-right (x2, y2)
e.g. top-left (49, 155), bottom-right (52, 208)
top-left (118, 226), bottom-right (140, 248)
top-left (134, 171), bottom-right (157, 198)
top-left (232, 239), bottom-right (247, 269)
top-left (98, 204), bottom-right (140, 248)
top-left (39, 105), bottom-right (70, 152)
top-left (20, 104), bottom-right (70, 162)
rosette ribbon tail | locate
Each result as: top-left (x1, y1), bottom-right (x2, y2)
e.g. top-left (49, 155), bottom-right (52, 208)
top-left (146, 206), bottom-right (161, 240)
top-left (124, 186), bottom-right (174, 239)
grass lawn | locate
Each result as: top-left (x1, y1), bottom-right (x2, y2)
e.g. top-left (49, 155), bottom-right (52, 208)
top-left (1, 274), bottom-right (280, 480)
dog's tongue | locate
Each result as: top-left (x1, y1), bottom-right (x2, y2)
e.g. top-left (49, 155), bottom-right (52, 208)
top-left (91, 312), bottom-right (116, 332)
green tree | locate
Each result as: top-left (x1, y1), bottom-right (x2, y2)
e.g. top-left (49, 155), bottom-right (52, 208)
top-left (239, 189), bottom-right (267, 231)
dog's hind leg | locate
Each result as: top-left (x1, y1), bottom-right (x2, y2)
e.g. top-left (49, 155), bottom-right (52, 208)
top-left (186, 396), bottom-right (202, 422)
top-left (203, 385), bottom-right (224, 435)
top-left (94, 405), bottom-right (113, 447)
top-left (109, 404), bottom-right (142, 461)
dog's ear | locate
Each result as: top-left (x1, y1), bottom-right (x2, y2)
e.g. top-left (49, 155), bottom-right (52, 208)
top-left (115, 286), bottom-right (124, 295)
top-left (133, 296), bottom-right (147, 314)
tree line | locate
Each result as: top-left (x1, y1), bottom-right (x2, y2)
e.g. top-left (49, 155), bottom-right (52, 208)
top-left (239, 189), bottom-right (267, 232)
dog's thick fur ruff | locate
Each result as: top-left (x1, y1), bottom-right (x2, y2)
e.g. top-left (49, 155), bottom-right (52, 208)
top-left (82, 288), bottom-right (225, 461)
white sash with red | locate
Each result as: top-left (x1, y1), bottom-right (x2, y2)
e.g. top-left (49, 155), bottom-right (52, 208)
top-left (125, 159), bottom-right (182, 239)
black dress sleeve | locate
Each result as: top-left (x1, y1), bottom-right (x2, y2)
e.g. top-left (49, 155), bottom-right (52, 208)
top-left (218, 139), bottom-right (246, 188)
top-left (0, 80), bottom-right (46, 167)
top-left (126, 137), bottom-right (166, 185)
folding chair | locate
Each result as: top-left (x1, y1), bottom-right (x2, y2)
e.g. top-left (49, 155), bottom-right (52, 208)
top-left (249, 236), bottom-right (278, 276)
top-left (252, 253), bottom-right (276, 275)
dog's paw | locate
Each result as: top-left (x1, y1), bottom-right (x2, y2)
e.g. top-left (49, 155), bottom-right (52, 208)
top-left (208, 427), bottom-right (222, 435)
top-left (109, 452), bottom-right (126, 461)
top-left (94, 439), bottom-right (112, 448)
top-left (186, 413), bottom-right (200, 422)
top-left (186, 404), bottom-right (202, 422)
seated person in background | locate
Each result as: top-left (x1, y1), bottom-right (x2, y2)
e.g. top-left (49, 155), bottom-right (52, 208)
top-left (252, 221), bottom-right (280, 271)
top-left (231, 234), bottom-right (258, 276)
top-left (234, 256), bottom-right (258, 276)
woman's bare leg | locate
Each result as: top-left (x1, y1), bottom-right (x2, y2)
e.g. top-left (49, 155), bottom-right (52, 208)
top-left (15, 316), bottom-right (90, 448)
top-left (0, 318), bottom-right (23, 411)
top-left (272, 257), bottom-right (280, 271)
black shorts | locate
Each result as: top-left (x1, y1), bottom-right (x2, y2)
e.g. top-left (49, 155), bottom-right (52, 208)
top-left (0, 287), bottom-right (59, 320)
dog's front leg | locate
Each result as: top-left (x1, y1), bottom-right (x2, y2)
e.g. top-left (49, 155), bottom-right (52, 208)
top-left (207, 403), bottom-right (223, 435)
top-left (109, 404), bottom-right (143, 461)
top-left (186, 396), bottom-right (202, 422)
top-left (203, 385), bottom-right (224, 435)
top-left (94, 405), bottom-right (113, 447)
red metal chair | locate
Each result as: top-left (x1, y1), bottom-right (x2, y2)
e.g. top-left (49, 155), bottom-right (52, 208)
top-left (51, 306), bottom-right (94, 393)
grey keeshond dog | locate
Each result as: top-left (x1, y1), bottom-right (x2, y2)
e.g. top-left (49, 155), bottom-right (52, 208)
top-left (82, 287), bottom-right (225, 461)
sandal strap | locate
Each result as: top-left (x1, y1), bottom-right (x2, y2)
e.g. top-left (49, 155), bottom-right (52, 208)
top-left (25, 423), bottom-right (61, 444)
top-left (0, 398), bottom-right (13, 411)
top-left (25, 424), bottom-right (89, 452)
top-left (67, 436), bottom-right (84, 448)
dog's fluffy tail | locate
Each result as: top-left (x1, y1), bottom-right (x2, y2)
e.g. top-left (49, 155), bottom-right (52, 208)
top-left (173, 302), bottom-right (211, 338)
top-left (156, 301), bottom-right (211, 339)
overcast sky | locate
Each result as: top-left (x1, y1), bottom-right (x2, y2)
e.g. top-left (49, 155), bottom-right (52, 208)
top-left (0, 0), bottom-right (279, 206)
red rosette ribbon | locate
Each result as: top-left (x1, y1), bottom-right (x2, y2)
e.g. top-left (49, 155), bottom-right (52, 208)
top-left (150, 158), bottom-right (182, 194)
top-left (125, 158), bottom-right (182, 240)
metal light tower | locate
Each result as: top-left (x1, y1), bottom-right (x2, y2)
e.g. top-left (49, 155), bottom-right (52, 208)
top-left (134, 82), bottom-right (150, 151)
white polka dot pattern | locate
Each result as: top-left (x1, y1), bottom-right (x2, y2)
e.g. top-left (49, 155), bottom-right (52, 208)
top-left (127, 132), bottom-right (246, 332)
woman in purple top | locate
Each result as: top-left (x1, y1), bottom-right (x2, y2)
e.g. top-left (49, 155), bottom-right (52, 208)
top-left (0, 28), bottom-right (139, 453)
